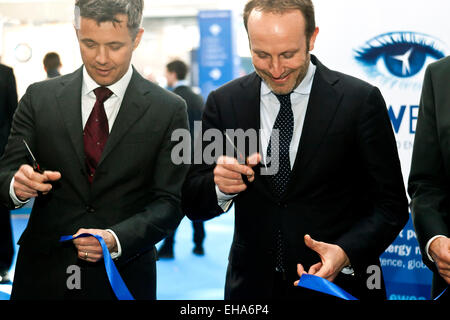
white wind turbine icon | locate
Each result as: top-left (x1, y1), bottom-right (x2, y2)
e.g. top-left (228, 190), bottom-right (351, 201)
top-left (392, 47), bottom-right (414, 76)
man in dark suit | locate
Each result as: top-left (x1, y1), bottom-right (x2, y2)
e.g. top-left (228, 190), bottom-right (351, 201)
top-left (0, 0), bottom-right (188, 300)
top-left (409, 56), bottom-right (450, 300)
top-left (0, 63), bottom-right (18, 283)
top-left (182, 0), bottom-right (408, 300)
top-left (158, 59), bottom-right (205, 258)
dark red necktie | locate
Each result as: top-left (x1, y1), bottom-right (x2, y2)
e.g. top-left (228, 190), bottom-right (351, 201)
top-left (84, 87), bottom-right (113, 183)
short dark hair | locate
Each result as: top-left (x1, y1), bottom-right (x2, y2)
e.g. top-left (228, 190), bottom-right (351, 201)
top-left (43, 52), bottom-right (61, 70)
top-left (75, 0), bottom-right (144, 39)
top-left (243, 0), bottom-right (316, 43)
top-left (166, 60), bottom-right (189, 81)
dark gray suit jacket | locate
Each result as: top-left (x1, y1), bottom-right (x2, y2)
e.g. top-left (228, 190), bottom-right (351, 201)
top-left (409, 56), bottom-right (450, 299)
top-left (0, 64), bottom-right (18, 156)
top-left (173, 85), bottom-right (203, 141)
top-left (0, 63), bottom-right (17, 272)
top-left (0, 66), bottom-right (189, 299)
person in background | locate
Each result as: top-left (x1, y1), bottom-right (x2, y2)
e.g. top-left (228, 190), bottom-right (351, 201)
top-left (181, 0), bottom-right (408, 300)
top-left (43, 52), bottom-right (62, 79)
top-left (0, 62), bottom-right (18, 284)
top-left (0, 0), bottom-right (189, 300)
top-left (408, 56), bottom-right (450, 300)
top-left (158, 59), bottom-right (205, 258)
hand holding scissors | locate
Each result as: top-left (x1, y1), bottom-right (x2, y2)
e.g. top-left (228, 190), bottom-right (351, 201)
top-left (12, 140), bottom-right (61, 201)
top-left (214, 133), bottom-right (261, 195)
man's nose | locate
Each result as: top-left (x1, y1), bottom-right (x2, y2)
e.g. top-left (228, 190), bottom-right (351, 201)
top-left (269, 58), bottom-right (284, 78)
top-left (95, 46), bottom-right (108, 65)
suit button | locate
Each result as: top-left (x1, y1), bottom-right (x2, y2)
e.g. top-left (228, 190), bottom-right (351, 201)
top-left (86, 205), bottom-right (95, 213)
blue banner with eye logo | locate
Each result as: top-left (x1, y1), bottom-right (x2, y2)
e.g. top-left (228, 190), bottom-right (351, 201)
top-left (353, 29), bottom-right (446, 300)
top-left (312, 0), bottom-right (450, 300)
top-left (197, 10), bottom-right (240, 101)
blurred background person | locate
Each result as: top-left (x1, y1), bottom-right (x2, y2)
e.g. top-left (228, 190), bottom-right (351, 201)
top-left (158, 59), bottom-right (205, 259)
top-left (43, 52), bottom-right (62, 79)
top-left (0, 62), bottom-right (18, 283)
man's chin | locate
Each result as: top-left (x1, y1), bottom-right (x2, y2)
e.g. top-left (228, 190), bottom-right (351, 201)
top-left (259, 75), bottom-right (296, 95)
top-left (266, 82), bottom-right (295, 95)
top-left (86, 68), bottom-right (118, 86)
top-left (92, 76), bottom-right (116, 87)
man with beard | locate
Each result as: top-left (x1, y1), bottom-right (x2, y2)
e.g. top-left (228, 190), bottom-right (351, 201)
top-left (182, 0), bottom-right (408, 300)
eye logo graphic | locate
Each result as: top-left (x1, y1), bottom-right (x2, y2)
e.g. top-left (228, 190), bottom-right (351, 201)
top-left (355, 31), bottom-right (446, 89)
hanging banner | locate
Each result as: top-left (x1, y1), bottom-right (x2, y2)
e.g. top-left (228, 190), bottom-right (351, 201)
top-left (198, 10), bottom-right (240, 101)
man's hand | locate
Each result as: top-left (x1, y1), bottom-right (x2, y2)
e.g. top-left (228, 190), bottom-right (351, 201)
top-left (214, 153), bottom-right (261, 195)
top-left (294, 234), bottom-right (350, 285)
top-left (13, 164), bottom-right (61, 201)
top-left (72, 228), bottom-right (118, 263)
top-left (429, 236), bottom-right (450, 285)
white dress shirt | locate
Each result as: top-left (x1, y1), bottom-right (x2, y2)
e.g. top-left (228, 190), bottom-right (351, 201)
top-left (10, 64), bottom-right (134, 259)
top-left (216, 61), bottom-right (316, 211)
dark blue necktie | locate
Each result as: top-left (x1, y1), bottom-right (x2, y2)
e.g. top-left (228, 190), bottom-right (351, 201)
top-left (267, 93), bottom-right (294, 197)
top-left (267, 93), bottom-right (294, 274)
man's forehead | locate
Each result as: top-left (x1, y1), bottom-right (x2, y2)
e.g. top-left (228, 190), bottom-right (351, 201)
top-left (77, 14), bottom-right (128, 30)
top-left (248, 9), bottom-right (305, 27)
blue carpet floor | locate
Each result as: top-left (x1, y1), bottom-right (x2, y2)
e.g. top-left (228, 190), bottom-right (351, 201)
top-left (0, 203), bottom-right (234, 300)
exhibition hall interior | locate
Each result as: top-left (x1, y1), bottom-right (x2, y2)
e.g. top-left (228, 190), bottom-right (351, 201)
top-left (0, 0), bottom-right (448, 301)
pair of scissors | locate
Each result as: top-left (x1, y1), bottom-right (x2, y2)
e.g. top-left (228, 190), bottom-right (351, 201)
top-left (23, 139), bottom-right (44, 174)
top-left (224, 133), bottom-right (253, 186)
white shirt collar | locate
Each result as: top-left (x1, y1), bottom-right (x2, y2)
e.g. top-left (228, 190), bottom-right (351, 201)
top-left (261, 60), bottom-right (316, 96)
top-left (82, 64), bottom-right (133, 98)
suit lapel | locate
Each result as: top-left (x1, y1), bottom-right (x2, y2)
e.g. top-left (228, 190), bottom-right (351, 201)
top-left (286, 56), bottom-right (343, 196)
top-left (233, 72), bottom-right (261, 133)
top-left (97, 68), bottom-right (151, 167)
top-left (56, 67), bottom-right (86, 172)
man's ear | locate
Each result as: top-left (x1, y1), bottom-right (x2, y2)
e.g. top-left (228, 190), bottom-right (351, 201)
top-left (308, 27), bottom-right (319, 52)
top-left (133, 28), bottom-right (145, 50)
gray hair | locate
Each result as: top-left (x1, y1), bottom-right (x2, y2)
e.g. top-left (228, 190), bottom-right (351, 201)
top-left (74, 0), bottom-right (144, 39)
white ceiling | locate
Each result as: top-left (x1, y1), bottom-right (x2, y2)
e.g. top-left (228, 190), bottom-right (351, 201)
top-left (0, 0), bottom-right (245, 23)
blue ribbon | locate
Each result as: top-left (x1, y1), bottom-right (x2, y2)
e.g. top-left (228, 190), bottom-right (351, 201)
top-left (297, 273), bottom-right (447, 301)
top-left (433, 287), bottom-right (447, 300)
top-left (60, 233), bottom-right (135, 300)
top-left (297, 274), bottom-right (358, 300)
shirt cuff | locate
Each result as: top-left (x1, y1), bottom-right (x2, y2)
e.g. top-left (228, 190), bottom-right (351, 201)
top-left (216, 185), bottom-right (236, 212)
top-left (425, 235), bottom-right (447, 262)
top-left (106, 229), bottom-right (122, 259)
top-left (9, 177), bottom-right (30, 208)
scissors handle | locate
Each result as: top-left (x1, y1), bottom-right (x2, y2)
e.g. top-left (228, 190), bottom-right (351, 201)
top-left (33, 161), bottom-right (44, 174)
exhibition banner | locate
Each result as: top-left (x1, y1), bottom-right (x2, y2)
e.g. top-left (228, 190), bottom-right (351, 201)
top-left (313, 0), bottom-right (449, 299)
top-left (198, 10), bottom-right (240, 101)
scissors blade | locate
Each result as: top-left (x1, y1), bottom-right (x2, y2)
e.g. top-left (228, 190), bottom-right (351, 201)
top-left (224, 132), bottom-right (247, 164)
top-left (224, 132), bottom-right (239, 155)
top-left (23, 139), bottom-right (37, 163)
